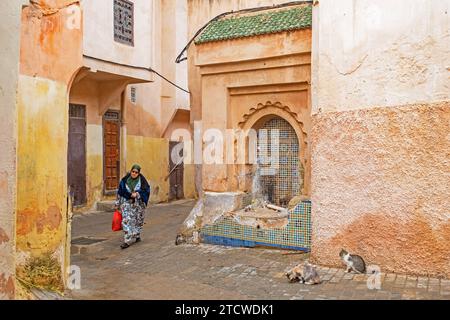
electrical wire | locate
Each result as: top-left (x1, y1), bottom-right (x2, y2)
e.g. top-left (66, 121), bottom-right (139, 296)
top-left (82, 1), bottom-right (312, 94)
top-left (175, 0), bottom-right (313, 64)
top-left (83, 54), bottom-right (191, 94)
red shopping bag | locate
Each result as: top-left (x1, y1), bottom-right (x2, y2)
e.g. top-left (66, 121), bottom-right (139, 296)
top-left (112, 210), bottom-right (123, 232)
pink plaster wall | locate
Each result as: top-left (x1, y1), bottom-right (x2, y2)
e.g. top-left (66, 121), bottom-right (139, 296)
top-left (311, 102), bottom-right (450, 278)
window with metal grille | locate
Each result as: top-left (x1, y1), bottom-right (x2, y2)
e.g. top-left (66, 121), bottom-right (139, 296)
top-left (69, 104), bottom-right (86, 119)
top-left (114, 0), bottom-right (134, 46)
top-left (130, 86), bottom-right (137, 104)
top-left (104, 111), bottom-right (120, 121)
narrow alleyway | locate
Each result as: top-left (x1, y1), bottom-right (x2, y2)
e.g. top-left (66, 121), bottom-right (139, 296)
top-left (66, 200), bottom-right (449, 300)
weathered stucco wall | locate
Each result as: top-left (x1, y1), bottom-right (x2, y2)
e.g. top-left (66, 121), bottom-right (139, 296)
top-left (187, 0), bottom-right (306, 195)
top-left (0, 0), bottom-right (26, 300)
top-left (311, 0), bottom-right (450, 277)
top-left (69, 78), bottom-right (121, 210)
top-left (188, 0), bottom-right (293, 122)
top-left (125, 85), bottom-right (163, 138)
top-left (126, 136), bottom-right (170, 203)
top-left (312, 0), bottom-right (450, 113)
top-left (83, 0), bottom-right (152, 69)
top-left (16, 0), bottom-right (83, 290)
top-left (312, 102), bottom-right (450, 277)
top-left (16, 76), bottom-right (69, 261)
top-left (196, 29), bottom-right (312, 195)
top-left (160, 0), bottom-right (190, 133)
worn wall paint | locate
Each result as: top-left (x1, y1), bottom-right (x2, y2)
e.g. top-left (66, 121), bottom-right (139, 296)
top-left (312, 0), bottom-right (450, 114)
top-left (311, 103), bottom-right (450, 277)
top-left (16, 75), bottom-right (69, 271)
top-left (183, 164), bottom-right (197, 200)
top-left (164, 110), bottom-right (197, 200)
top-left (83, 0), bottom-right (152, 69)
top-left (311, 0), bottom-right (450, 278)
top-left (69, 1), bottom-right (195, 211)
top-left (69, 77), bottom-right (121, 211)
top-left (126, 136), bottom-right (170, 203)
top-left (126, 100), bottom-right (163, 138)
top-left (188, 0), bottom-right (292, 122)
top-left (187, 0), bottom-right (292, 194)
top-left (20, 0), bottom-right (83, 84)
top-left (195, 29), bottom-right (312, 193)
top-left (0, 0), bottom-right (26, 300)
top-left (17, 0), bottom-right (83, 290)
top-left (85, 125), bottom-right (104, 210)
top-left (160, 0), bottom-right (190, 132)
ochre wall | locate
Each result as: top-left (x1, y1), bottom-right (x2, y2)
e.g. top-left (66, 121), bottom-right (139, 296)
top-left (16, 0), bottom-right (83, 289)
top-left (126, 136), bottom-right (170, 203)
top-left (311, 0), bottom-right (450, 277)
top-left (16, 76), bottom-right (69, 261)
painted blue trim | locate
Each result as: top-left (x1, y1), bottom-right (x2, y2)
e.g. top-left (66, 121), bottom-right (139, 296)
top-left (201, 235), bottom-right (310, 252)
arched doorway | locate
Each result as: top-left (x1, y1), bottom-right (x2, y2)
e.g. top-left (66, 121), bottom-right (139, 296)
top-left (255, 116), bottom-right (304, 207)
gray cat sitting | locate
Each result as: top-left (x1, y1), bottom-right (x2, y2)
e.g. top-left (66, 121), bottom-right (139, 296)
top-left (339, 249), bottom-right (366, 274)
top-left (286, 262), bottom-right (321, 285)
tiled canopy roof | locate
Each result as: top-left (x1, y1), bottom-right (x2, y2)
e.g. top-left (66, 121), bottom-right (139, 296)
top-left (195, 5), bottom-right (312, 44)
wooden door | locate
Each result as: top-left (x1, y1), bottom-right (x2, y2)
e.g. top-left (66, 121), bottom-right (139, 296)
top-left (169, 142), bottom-right (184, 201)
top-left (68, 104), bottom-right (87, 206)
top-left (103, 111), bottom-right (121, 193)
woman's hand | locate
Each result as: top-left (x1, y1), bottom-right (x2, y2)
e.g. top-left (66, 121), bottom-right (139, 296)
top-left (131, 192), bottom-right (138, 198)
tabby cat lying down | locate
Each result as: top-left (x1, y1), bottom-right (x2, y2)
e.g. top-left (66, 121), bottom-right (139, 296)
top-left (286, 262), bottom-right (321, 285)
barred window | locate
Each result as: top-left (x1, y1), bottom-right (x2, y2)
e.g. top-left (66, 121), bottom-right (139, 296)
top-left (130, 86), bottom-right (137, 104)
top-left (114, 0), bottom-right (134, 46)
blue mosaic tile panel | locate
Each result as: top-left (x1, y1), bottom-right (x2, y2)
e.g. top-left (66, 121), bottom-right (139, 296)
top-left (200, 201), bottom-right (311, 252)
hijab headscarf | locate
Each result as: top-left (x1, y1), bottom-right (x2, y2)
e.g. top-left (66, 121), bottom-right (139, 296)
top-left (126, 164), bottom-right (141, 191)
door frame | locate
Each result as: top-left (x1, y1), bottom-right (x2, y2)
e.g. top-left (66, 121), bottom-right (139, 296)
top-left (68, 103), bottom-right (87, 208)
top-left (102, 110), bottom-right (122, 195)
top-left (169, 141), bottom-right (185, 201)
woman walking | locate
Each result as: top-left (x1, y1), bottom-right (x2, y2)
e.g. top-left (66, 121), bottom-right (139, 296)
top-left (115, 164), bottom-right (151, 249)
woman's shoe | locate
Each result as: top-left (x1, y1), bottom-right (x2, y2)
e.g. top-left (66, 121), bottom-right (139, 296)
top-left (135, 237), bottom-right (141, 243)
top-left (120, 243), bottom-right (130, 250)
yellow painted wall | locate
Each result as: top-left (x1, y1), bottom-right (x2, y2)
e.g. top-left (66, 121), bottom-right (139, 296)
top-left (16, 75), bottom-right (69, 268)
top-left (126, 136), bottom-right (170, 203)
top-left (16, 1), bottom-right (83, 293)
top-left (183, 164), bottom-right (197, 200)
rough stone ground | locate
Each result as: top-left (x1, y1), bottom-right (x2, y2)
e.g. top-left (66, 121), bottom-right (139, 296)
top-left (66, 200), bottom-right (449, 300)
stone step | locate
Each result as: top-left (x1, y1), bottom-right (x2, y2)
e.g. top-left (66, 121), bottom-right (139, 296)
top-left (96, 201), bottom-right (116, 212)
top-left (71, 237), bottom-right (109, 255)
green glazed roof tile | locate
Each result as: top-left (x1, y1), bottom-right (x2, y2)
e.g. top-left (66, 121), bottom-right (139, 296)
top-left (196, 5), bottom-right (312, 44)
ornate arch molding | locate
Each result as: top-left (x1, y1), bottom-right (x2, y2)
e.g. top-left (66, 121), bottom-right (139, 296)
top-left (238, 101), bottom-right (308, 148)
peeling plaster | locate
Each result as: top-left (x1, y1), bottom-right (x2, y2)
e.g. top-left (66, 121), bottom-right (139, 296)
top-left (29, 0), bottom-right (80, 16)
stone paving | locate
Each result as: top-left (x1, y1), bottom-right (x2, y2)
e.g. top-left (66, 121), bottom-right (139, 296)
top-left (66, 200), bottom-right (449, 300)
